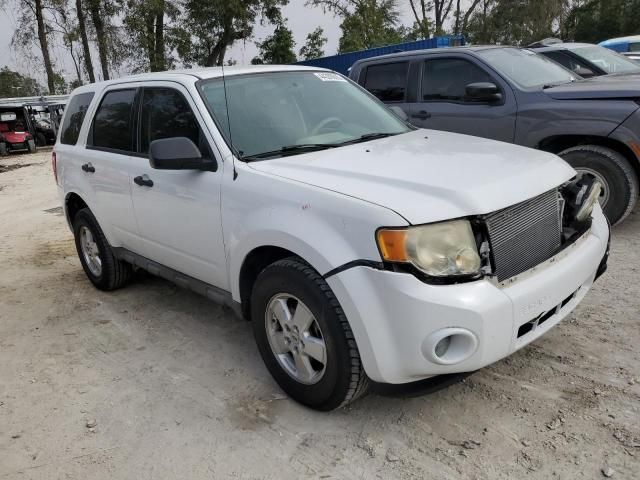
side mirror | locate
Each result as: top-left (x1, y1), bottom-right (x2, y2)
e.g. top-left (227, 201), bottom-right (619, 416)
top-left (574, 66), bottom-right (596, 78)
top-left (465, 82), bottom-right (503, 103)
top-left (388, 105), bottom-right (408, 121)
top-left (149, 137), bottom-right (217, 171)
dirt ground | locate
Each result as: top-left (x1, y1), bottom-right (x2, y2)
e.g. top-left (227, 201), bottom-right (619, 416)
top-left (1, 150), bottom-right (639, 480)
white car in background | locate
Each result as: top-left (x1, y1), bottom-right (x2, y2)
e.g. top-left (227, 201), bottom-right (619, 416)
top-left (53, 66), bottom-right (609, 410)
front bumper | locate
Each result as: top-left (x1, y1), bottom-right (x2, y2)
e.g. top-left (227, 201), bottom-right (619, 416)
top-left (327, 207), bottom-right (610, 384)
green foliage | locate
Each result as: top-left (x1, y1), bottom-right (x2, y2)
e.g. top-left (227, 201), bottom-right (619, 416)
top-left (568, 0), bottom-right (640, 43)
top-left (0, 67), bottom-right (43, 98)
top-left (252, 21), bottom-right (297, 64)
top-left (308, 0), bottom-right (403, 53)
top-left (175, 0), bottom-right (288, 67)
top-left (299, 27), bottom-right (327, 60)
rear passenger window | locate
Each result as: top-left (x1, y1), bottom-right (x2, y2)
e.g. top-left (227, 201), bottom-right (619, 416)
top-left (92, 89), bottom-right (136, 152)
top-left (363, 62), bottom-right (409, 102)
top-left (60, 92), bottom-right (94, 145)
top-left (543, 51), bottom-right (596, 76)
top-left (139, 88), bottom-right (200, 154)
top-left (422, 58), bottom-right (493, 102)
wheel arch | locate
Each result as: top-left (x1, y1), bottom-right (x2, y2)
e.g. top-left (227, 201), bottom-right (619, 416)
top-left (538, 134), bottom-right (640, 189)
top-left (64, 191), bottom-right (90, 229)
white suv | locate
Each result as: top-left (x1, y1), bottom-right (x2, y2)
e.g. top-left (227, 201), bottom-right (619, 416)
top-left (54, 66), bottom-right (610, 410)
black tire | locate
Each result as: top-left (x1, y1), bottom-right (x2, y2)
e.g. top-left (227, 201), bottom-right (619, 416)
top-left (72, 208), bottom-right (132, 291)
top-left (251, 257), bottom-right (368, 410)
top-left (0, 143), bottom-right (7, 157)
top-left (35, 132), bottom-right (47, 147)
top-left (559, 145), bottom-right (638, 225)
top-left (27, 139), bottom-right (36, 153)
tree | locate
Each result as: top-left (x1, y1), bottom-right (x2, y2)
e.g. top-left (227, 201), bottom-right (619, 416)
top-left (0, 67), bottom-right (43, 98)
top-left (406, 0), bottom-right (431, 39)
top-left (453, 0), bottom-right (483, 35)
top-left (432, 0), bottom-right (454, 34)
top-left (465, 0), bottom-right (571, 45)
top-left (566, 0), bottom-right (640, 43)
top-left (252, 20), bottom-right (296, 64)
top-left (5, 0), bottom-right (57, 93)
top-left (309, 0), bottom-right (403, 53)
top-left (299, 27), bottom-right (327, 60)
top-left (123, 0), bottom-right (179, 72)
top-left (85, 0), bottom-right (124, 80)
top-left (75, 0), bottom-right (95, 82)
top-left (175, 0), bottom-right (288, 67)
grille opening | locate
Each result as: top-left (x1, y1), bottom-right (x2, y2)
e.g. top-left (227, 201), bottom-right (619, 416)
top-left (485, 189), bottom-right (562, 282)
top-left (537, 308), bottom-right (556, 327)
top-left (560, 291), bottom-right (575, 309)
top-left (517, 321), bottom-right (535, 338)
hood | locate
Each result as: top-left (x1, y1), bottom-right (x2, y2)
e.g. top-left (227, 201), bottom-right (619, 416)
top-left (545, 76), bottom-right (640, 100)
top-left (248, 129), bottom-right (575, 224)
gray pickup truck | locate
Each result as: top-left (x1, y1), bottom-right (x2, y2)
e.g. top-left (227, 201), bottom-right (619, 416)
top-left (349, 46), bottom-right (640, 224)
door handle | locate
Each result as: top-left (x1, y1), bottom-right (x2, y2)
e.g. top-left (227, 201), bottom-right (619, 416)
top-left (81, 162), bottom-right (95, 173)
top-left (411, 110), bottom-right (431, 120)
top-left (134, 175), bottom-right (154, 187)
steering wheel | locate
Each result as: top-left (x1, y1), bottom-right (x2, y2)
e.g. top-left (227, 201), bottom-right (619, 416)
top-left (310, 117), bottom-right (343, 136)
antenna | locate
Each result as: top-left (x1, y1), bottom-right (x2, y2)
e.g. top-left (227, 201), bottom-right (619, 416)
top-left (221, 61), bottom-right (238, 180)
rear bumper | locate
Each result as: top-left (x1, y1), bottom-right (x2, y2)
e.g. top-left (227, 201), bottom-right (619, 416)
top-left (327, 207), bottom-right (610, 384)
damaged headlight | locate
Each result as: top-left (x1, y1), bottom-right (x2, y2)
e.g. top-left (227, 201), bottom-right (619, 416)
top-left (564, 176), bottom-right (602, 223)
top-left (376, 220), bottom-right (481, 278)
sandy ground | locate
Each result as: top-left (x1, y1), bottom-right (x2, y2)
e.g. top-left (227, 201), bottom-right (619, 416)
top-left (0, 150), bottom-right (639, 479)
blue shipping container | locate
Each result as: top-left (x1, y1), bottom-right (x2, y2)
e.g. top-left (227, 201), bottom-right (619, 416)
top-left (296, 36), bottom-right (465, 75)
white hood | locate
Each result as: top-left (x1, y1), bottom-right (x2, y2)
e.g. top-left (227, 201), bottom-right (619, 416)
top-left (248, 129), bottom-right (575, 224)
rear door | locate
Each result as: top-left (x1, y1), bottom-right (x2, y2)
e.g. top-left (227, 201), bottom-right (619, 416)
top-left (129, 83), bottom-right (227, 289)
top-left (85, 87), bottom-right (142, 250)
top-left (404, 54), bottom-right (517, 143)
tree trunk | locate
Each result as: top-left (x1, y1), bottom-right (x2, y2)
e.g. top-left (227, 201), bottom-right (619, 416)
top-left (145, 13), bottom-right (156, 70)
top-left (75, 0), bottom-right (95, 82)
top-left (154, 8), bottom-right (165, 71)
top-left (34, 0), bottom-right (55, 93)
top-left (88, 0), bottom-right (109, 80)
top-left (454, 0), bottom-right (461, 34)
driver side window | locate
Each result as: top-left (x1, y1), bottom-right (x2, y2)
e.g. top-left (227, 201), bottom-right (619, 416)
top-left (421, 58), bottom-right (493, 103)
top-left (139, 87), bottom-right (204, 154)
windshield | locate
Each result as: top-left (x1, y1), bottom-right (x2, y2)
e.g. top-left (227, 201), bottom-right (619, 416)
top-left (477, 48), bottom-right (577, 88)
top-left (570, 45), bottom-right (640, 74)
top-left (199, 71), bottom-right (410, 159)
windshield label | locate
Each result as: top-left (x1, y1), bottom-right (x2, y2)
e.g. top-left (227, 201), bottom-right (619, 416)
top-left (314, 72), bottom-right (347, 82)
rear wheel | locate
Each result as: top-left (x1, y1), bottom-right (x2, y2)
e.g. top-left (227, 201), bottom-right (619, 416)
top-left (559, 145), bottom-right (638, 225)
top-left (251, 257), bottom-right (368, 410)
top-left (72, 208), bottom-right (132, 290)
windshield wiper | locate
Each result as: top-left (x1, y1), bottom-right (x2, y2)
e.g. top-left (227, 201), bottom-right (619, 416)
top-left (336, 132), bottom-right (399, 145)
top-left (241, 143), bottom-right (338, 161)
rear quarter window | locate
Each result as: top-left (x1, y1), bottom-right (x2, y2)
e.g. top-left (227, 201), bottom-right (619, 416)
top-left (59, 92), bottom-right (95, 145)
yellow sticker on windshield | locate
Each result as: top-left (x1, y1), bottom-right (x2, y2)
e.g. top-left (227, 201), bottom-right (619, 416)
top-left (314, 72), bottom-right (347, 82)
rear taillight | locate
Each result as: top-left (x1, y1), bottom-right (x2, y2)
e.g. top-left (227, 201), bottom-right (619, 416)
top-left (52, 150), bottom-right (58, 185)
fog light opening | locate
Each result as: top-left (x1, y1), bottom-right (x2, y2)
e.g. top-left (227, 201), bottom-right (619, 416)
top-left (423, 328), bottom-right (478, 365)
top-left (435, 336), bottom-right (452, 358)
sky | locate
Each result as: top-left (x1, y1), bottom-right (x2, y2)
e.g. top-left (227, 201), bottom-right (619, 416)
top-left (0, 1), bottom-right (420, 84)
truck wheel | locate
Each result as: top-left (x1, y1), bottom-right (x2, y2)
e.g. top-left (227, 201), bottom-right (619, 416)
top-left (559, 145), bottom-right (638, 225)
top-left (36, 133), bottom-right (47, 147)
top-left (251, 257), bottom-right (368, 410)
top-left (72, 208), bottom-right (132, 291)
top-left (0, 143), bottom-right (7, 157)
top-left (27, 139), bottom-right (36, 153)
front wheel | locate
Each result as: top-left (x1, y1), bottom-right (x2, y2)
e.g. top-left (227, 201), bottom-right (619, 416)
top-left (251, 258), bottom-right (368, 410)
top-left (27, 139), bottom-right (36, 153)
top-left (0, 143), bottom-right (7, 156)
top-left (559, 145), bottom-right (638, 225)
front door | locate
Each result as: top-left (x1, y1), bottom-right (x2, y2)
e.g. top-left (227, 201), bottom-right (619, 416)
top-left (129, 84), bottom-right (227, 290)
top-left (405, 55), bottom-right (517, 143)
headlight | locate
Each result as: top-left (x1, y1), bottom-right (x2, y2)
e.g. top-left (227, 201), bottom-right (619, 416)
top-left (575, 181), bottom-right (602, 222)
top-left (377, 219), bottom-right (481, 277)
